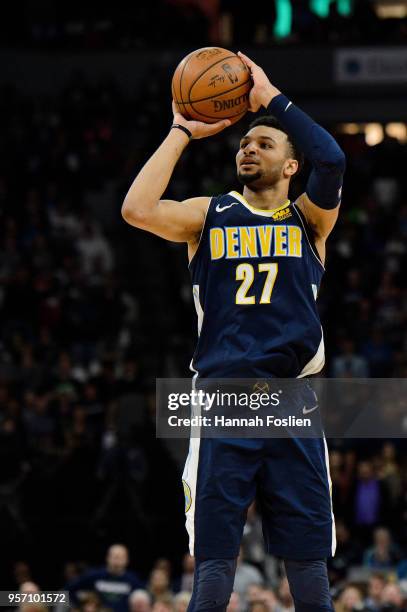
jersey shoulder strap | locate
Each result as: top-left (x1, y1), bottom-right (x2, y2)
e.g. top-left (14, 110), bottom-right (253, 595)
top-left (203, 193), bottom-right (236, 224)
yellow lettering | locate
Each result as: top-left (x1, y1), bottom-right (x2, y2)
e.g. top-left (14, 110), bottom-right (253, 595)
top-left (210, 228), bottom-right (225, 260)
top-left (274, 226), bottom-right (287, 256)
top-left (239, 227), bottom-right (258, 258)
top-left (226, 227), bottom-right (239, 258)
top-left (257, 226), bottom-right (272, 257)
top-left (288, 226), bottom-right (302, 257)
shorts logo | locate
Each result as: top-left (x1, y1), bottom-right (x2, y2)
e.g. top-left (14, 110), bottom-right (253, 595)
top-left (303, 404), bottom-right (318, 415)
top-left (253, 381), bottom-right (269, 393)
top-left (183, 479), bottom-right (192, 513)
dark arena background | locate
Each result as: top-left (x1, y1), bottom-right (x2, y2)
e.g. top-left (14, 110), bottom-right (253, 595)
top-left (1, 1), bottom-right (407, 611)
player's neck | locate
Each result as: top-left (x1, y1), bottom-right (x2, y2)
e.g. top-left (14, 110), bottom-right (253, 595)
top-left (242, 184), bottom-right (289, 211)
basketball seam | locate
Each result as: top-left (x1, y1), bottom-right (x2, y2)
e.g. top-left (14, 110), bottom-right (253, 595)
top-left (187, 54), bottom-right (243, 101)
top-left (178, 52), bottom-right (195, 120)
top-left (171, 80), bottom-right (179, 112)
top-left (180, 78), bottom-right (251, 106)
top-left (187, 104), bottom-right (246, 122)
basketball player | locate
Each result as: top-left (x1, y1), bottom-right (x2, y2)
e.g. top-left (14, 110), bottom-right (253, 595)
top-left (122, 52), bottom-right (345, 612)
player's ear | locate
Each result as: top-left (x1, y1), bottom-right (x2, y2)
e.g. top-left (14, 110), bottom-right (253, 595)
top-left (283, 158), bottom-right (298, 178)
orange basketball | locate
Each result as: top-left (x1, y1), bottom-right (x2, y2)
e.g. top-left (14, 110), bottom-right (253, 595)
top-left (172, 47), bottom-right (252, 125)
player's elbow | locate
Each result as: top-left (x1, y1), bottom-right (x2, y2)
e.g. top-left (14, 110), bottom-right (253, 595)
top-left (121, 198), bottom-right (152, 228)
top-left (312, 126), bottom-right (346, 175)
top-left (331, 146), bottom-right (346, 172)
top-left (321, 144), bottom-right (346, 175)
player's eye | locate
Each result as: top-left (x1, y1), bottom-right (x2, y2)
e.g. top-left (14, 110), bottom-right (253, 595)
top-left (260, 143), bottom-right (271, 149)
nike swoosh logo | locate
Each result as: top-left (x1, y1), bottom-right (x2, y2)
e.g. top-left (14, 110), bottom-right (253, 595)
top-left (215, 203), bottom-right (237, 212)
top-left (303, 404), bottom-right (318, 415)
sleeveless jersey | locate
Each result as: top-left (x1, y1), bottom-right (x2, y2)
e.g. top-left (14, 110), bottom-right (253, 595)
top-left (189, 191), bottom-right (325, 378)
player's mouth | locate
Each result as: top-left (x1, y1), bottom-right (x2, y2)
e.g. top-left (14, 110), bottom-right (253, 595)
top-left (240, 158), bottom-right (259, 168)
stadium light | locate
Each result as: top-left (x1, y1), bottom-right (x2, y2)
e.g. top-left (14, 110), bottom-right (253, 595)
top-left (385, 123), bottom-right (407, 143)
top-left (310, 0), bottom-right (353, 18)
top-left (365, 123), bottom-right (384, 146)
top-left (338, 123), bottom-right (361, 135)
top-left (274, 0), bottom-right (293, 38)
top-left (374, 1), bottom-right (407, 18)
top-left (274, 0), bottom-right (353, 39)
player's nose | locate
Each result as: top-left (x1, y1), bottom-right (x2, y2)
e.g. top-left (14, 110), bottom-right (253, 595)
top-left (242, 142), bottom-right (258, 155)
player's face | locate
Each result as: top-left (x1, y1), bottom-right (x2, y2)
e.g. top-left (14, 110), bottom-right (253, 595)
top-left (236, 126), bottom-right (296, 189)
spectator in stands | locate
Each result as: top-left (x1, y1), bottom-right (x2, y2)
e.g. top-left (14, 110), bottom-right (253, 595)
top-left (276, 577), bottom-right (294, 612)
top-left (151, 599), bottom-right (173, 612)
top-left (151, 559), bottom-right (172, 576)
top-left (77, 592), bottom-right (110, 612)
top-left (179, 554), bottom-right (194, 593)
top-left (336, 585), bottom-right (363, 612)
top-left (331, 339), bottom-right (369, 378)
top-left (328, 520), bottom-right (362, 583)
top-left (246, 584), bottom-right (266, 608)
top-left (329, 452), bottom-right (355, 525)
top-left (13, 562), bottom-right (33, 588)
top-left (251, 588), bottom-right (279, 612)
top-left (242, 503), bottom-right (264, 568)
top-left (18, 582), bottom-right (41, 612)
top-left (147, 568), bottom-right (173, 604)
top-left (381, 583), bottom-right (405, 610)
top-left (353, 461), bottom-right (387, 537)
top-left (173, 591), bottom-right (191, 612)
top-left (67, 544), bottom-right (143, 612)
top-left (242, 503), bottom-right (279, 586)
top-left (378, 443), bottom-right (402, 511)
top-left (364, 527), bottom-right (402, 570)
top-left (363, 572), bottom-right (387, 611)
top-left (233, 549), bottom-right (263, 603)
top-left (20, 581), bottom-right (40, 594)
top-left (361, 329), bottom-right (393, 377)
top-left (397, 557), bottom-right (407, 580)
top-left (249, 603), bottom-right (268, 612)
top-left (76, 222), bottom-right (114, 278)
top-left (0, 412), bottom-right (28, 532)
top-left (129, 590), bottom-right (152, 612)
top-left (226, 592), bottom-right (241, 612)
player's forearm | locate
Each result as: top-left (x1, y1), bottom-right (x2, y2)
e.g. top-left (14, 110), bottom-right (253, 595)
top-left (122, 128), bottom-right (189, 224)
top-left (266, 94), bottom-right (345, 169)
top-left (265, 93), bottom-right (346, 209)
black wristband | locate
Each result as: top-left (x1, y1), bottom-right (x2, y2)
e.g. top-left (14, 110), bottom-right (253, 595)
top-left (171, 123), bottom-right (192, 140)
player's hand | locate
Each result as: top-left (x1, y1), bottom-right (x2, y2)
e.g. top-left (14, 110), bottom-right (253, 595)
top-left (237, 52), bottom-right (281, 112)
top-left (172, 101), bottom-right (231, 140)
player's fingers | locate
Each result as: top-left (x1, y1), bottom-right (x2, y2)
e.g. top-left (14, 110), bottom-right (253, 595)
top-left (248, 103), bottom-right (261, 113)
top-left (237, 51), bottom-right (256, 68)
top-left (201, 119), bottom-right (231, 137)
top-left (247, 93), bottom-right (260, 113)
top-left (172, 100), bottom-right (180, 116)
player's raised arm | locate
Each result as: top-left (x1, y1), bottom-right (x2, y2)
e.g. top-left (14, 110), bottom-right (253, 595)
top-left (121, 103), bottom-right (230, 243)
top-left (238, 52), bottom-right (346, 242)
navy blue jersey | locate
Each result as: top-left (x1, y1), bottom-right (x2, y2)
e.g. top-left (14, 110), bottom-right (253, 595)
top-left (189, 191), bottom-right (325, 378)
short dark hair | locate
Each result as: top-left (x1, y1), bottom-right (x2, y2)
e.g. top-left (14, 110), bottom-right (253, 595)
top-left (248, 115), bottom-right (304, 174)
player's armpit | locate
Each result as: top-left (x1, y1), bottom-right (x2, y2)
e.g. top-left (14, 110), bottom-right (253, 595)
top-left (296, 192), bottom-right (340, 240)
top-left (122, 196), bottom-right (210, 243)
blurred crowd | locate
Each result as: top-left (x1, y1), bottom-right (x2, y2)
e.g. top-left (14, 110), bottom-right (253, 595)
top-left (1, 0), bottom-right (406, 50)
top-left (9, 517), bottom-right (407, 611)
top-left (0, 51), bottom-right (407, 606)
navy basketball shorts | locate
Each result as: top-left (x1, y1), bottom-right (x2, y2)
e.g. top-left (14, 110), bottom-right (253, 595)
top-left (182, 385), bottom-right (335, 560)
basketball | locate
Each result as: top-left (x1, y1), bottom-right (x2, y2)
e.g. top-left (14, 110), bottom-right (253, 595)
top-left (172, 47), bottom-right (252, 125)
